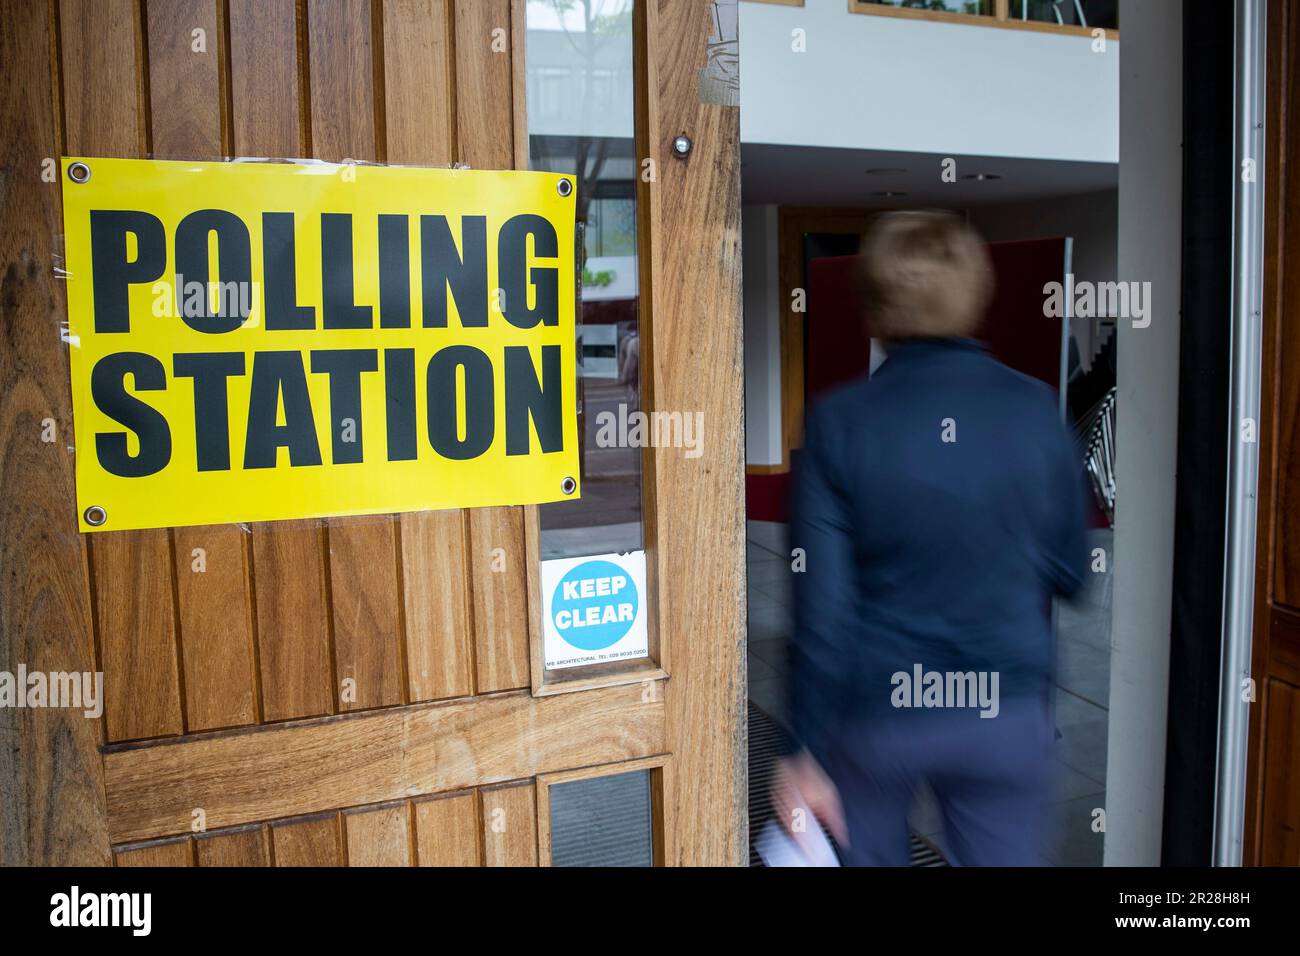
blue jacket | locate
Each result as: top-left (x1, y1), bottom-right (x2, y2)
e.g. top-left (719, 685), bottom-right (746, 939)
top-left (787, 337), bottom-right (1088, 764)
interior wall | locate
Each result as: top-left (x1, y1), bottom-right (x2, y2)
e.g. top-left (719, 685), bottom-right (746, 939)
top-left (971, 190), bottom-right (1117, 286)
top-left (1106, 0), bottom-right (1184, 866)
top-left (743, 204), bottom-right (783, 467)
top-left (739, 0), bottom-right (1118, 162)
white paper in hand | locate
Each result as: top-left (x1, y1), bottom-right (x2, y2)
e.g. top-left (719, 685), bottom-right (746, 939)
top-left (755, 818), bottom-right (841, 867)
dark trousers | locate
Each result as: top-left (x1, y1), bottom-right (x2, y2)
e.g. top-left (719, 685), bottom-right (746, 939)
top-left (825, 697), bottom-right (1052, 866)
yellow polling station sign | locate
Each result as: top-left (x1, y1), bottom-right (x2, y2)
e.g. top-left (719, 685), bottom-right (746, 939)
top-left (61, 157), bottom-right (579, 532)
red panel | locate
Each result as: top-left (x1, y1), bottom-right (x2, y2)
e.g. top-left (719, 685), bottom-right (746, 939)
top-left (745, 471), bottom-right (791, 524)
top-left (981, 237), bottom-right (1068, 391)
top-left (806, 255), bottom-right (870, 401)
top-left (804, 237), bottom-right (1068, 397)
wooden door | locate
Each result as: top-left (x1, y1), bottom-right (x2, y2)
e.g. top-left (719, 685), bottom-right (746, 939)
top-left (1246, 0), bottom-right (1300, 866)
top-left (0, 0), bottom-right (745, 867)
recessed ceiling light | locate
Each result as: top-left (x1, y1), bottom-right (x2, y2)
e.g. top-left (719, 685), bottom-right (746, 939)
top-left (960, 172), bottom-right (1003, 181)
top-left (872, 190), bottom-right (908, 197)
top-left (866, 167), bottom-right (908, 175)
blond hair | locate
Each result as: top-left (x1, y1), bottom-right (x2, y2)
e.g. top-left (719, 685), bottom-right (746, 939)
top-left (857, 211), bottom-right (993, 340)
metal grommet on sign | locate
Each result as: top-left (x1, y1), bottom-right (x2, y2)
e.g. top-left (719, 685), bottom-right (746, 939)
top-left (67, 162), bottom-right (91, 184)
top-left (556, 177), bottom-right (573, 197)
top-left (84, 505), bottom-right (107, 527)
top-left (561, 476), bottom-right (577, 496)
top-left (672, 134), bottom-right (692, 159)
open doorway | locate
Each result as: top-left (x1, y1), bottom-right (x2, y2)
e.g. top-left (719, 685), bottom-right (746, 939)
top-left (738, 0), bottom-right (1120, 867)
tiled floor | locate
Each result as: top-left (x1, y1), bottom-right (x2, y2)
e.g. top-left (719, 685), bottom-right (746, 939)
top-left (745, 519), bottom-right (1112, 867)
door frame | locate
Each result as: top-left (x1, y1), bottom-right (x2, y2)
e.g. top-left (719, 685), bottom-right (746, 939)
top-left (776, 206), bottom-right (879, 472)
top-left (1242, 0), bottom-right (1294, 866)
top-left (633, 0), bottom-right (748, 865)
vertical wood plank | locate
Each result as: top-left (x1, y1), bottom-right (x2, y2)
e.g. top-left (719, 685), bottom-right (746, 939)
top-left (328, 518), bottom-right (404, 709)
top-left (146, 0), bottom-right (221, 157)
top-left (380, 0), bottom-right (474, 702)
top-left (469, 508), bottom-right (530, 691)
top-left (1260, 677), bottom-right (1300, 865)
top-left (480, 782), bottom-right (537, 866)
top-left (60, 0), bottom-right (144, 158)
top-left (62, 0), bottom-right (185, 743)
top-left (307, 0), bottom-right (406, 711)
top-left (271, 812), bottom-right (344, 866)
top-left (453, 0), bottom-right (514, 169)
top-left (147, 0), bottom-right (261, 732)
top-left (382, 0), bottom-right (456, 165)
top-left (228, 0), bottom-right (302, 158)
top-left (114, 838), bottom-right (194, 866)
top-left (413, 792), bottom-right (481, 866)
top-left (509, 0), bottom-right (528, 170)
top-left (307, 0), bottom-right (377, 163)
top-left (172, 529), bottom-right (259, 729)
top-left (195, 826), bottom-right (270, 866)
top-left (401, 512), bottom-right (473, 701)
top-left (1245, 0), bottom-right (1292, 863)
top-left (251, 522), bottom-right (334, 721)
top-left (645, 0), bottom-right (747, 865)
top-left (91, 533), bottom-right (185, 740)
top-left (0, 0), bottom-right (110, 865)
top-left (228, 0), bottom-right (335, 721)
top-left (344, 802), bottom-right (412, 866)
top-left (1271, 0), bottom-right (1300, 608)
top-left (453, 0), bottom-right (531, 693)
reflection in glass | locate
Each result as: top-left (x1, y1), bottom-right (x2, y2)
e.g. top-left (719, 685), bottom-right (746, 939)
top-left (526, 0), bottom-right (642, 561)
top-left (1011, 0), bottom-right (1117, 28)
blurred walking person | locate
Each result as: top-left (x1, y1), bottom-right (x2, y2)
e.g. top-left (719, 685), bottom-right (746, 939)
top-left (772, 211), bottom-right (1088, 866)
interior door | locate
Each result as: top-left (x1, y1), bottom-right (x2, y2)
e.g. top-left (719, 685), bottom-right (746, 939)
top-left (0, 0), bottom-right (745, 867)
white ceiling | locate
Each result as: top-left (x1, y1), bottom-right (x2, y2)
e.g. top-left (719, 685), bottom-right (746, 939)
top-left (740, 143), bottom-right (1118, 209)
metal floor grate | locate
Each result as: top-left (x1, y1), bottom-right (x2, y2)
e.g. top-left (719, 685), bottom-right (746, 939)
top-left (747, 701), bottom-right (947, 867)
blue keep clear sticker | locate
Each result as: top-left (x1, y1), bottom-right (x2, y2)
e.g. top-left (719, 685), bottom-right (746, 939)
top-left (542, 550), bottom-right (649, 670)
top-left (551, 559), bottom-right (638, 650)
